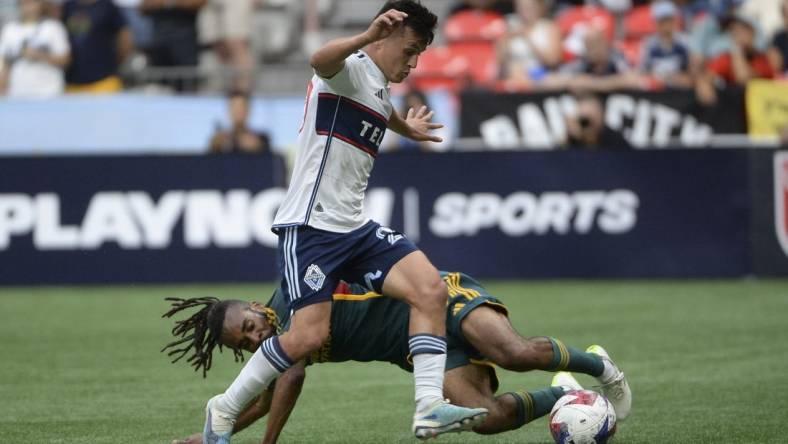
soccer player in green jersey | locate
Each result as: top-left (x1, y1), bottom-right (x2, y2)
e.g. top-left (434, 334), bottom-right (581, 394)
top-left (164, 272), bottom-right (631, 444)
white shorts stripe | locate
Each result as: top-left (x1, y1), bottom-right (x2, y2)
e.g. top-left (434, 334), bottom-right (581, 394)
top-left (283, 228), bottom-right (296, 302)
top-left (288, 228), bottom-right (301, 301)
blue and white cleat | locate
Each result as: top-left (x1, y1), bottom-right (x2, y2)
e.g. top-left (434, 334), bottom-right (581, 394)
top-left (203, 395), bottom-right (235, 444)
top-left (586, 345), bottom-right (632, 421)
top-left (412, 400), bottom-right (488, 440)
top-left (551, 371), bottom-right (583, 392)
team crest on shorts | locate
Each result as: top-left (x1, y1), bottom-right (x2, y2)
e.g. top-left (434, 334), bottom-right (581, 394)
top-left (304, 264), bottom-right (326, 291)
top-left (775, 152), bottom-right (788, 257)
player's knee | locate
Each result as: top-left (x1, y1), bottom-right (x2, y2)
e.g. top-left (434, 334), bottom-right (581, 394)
top-left (418, 277), bottom-right (447, 311)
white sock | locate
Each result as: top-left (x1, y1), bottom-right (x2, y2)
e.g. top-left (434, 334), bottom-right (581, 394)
top-left (413, 352), bottom-right (446, 412)
top-left (599, 359), bottom-right (618, 384)
top-left (214, 348), bottom-right (282, 416)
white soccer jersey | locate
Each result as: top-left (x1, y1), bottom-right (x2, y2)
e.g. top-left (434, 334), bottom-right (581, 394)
top-left (273, 51), bottom-right (393, 233)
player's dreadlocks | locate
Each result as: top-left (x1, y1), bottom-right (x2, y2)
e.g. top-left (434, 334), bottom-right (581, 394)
top-left (160, 296), bottom-right (280, 378)
top-left (161, 296), bottom-right (240, 377)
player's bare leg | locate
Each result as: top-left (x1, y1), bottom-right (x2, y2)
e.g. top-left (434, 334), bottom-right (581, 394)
top-left (461, 306), bottom-right (631, 420)
top-left (383, 251), bottom-right (488, 438)
top-left (444, 364), bottom-right (565, 434)
top-left (460, 307), bottom-right (599, 373)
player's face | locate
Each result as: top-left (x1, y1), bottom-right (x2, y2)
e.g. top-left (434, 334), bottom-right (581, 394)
top-left (379, 26), bottom-right (426, 83)
top-left (220, 303), bottom-right (275, 353)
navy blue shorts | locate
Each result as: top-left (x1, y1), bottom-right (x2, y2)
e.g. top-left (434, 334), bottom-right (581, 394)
top-left (277, 221), bottom-right (419, 311)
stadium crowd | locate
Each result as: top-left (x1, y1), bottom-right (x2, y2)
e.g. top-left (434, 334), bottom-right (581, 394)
top-left (1, 0), bottom-right (787, 151)
top-left (1, 0), bottom-right (785, 97)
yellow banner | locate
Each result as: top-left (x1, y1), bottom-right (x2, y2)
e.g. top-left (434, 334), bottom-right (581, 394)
top-left (746, 79), bottom-right (788, 138)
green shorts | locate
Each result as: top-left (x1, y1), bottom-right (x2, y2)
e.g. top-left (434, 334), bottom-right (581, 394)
top-left (442, 272), bottom-right (508, 392)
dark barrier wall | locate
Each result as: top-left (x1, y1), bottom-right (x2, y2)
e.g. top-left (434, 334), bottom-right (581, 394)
top-left (751, 150), bottom-right (788, 276)
top-left (1, 149), bottom-right (783, 284)
top-left (370, 150), bottom-right (751, 278)
top-left (460, 89), bottom-right (747, 148)
top-left (0, 155), bottom-right (288, 284)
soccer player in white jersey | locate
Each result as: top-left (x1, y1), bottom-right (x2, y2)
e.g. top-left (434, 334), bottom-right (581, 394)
top-left (201, 2), bottom-right (489, 443)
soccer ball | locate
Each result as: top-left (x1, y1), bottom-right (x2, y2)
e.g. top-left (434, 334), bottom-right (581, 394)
top-left (549, 389), bottom-right (617, 444)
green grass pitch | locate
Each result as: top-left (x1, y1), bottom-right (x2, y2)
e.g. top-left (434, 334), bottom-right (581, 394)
top-left (1, 279), bottom-right (787, 443)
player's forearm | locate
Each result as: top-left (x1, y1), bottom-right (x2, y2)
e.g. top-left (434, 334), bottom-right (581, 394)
top-left (387, 110), bottom-right (411, 138)
top-left (261, 363), bottom-right (307, 444)
top-left (309, 33), bottom-right (372, 78)
top-left (233, 392), bottom-right (273, 434)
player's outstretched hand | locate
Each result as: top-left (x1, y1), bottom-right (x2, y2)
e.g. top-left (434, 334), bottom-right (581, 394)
top-left (364, 9), bottom-right (408, 43)
top-left (171, 432), bottom-right (202, 444)
top-left (405, 105), bottom-right (444, 143)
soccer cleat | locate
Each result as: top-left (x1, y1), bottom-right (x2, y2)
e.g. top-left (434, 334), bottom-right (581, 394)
top-left (203, 395), bottom-right (235, 444)
top-left (551, 371), bottom-right (583, 392)
top-left (412, 400), bottom-right (488, 440)
top-left (586, 345), bottom-right (632, 421)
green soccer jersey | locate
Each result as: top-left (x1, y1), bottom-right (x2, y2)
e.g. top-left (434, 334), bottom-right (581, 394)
top-left (264, 272), bottom-right (507, 372)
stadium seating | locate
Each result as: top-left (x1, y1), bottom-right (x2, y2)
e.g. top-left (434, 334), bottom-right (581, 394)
top-left (556, 5), bottom-right (616, 42)
top-left (409, 46), bottom-right (470, 92)
top-left (443, 9), bottom-right (507, 43)
top-left (622, 5), bottom-right (684, 41)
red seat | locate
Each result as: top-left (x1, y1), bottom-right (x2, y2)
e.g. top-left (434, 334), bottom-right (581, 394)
top-left (446, 41), bottom-right (499, 87)
top-left (409, 46), bottom-right (470, 92)
top-left (623, 5), bottom-right (684, 41)
top-left (443, 9), bottom-right (507, 43)
top-left (556, 6), bottom-right (616, 42)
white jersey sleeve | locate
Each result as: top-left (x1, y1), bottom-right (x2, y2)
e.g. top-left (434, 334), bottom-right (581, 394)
top-left (273, 51), bottom-right (393, 233)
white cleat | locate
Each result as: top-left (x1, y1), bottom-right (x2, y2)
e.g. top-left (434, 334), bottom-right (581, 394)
top-left (203, 395), bottom-right (235, 444)
top-left (412, 399), bottom-right (488, 440)
top-left (586, 345), bottom-right (632, 421)
top-left (551, 371), bottom-right (583, 392)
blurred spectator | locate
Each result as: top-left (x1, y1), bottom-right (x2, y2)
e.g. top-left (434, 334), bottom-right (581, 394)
top-left (209, 90), bottom-right (270, 154)
top-left (696, 13), bottom-right (775, 104)
top-left (140, 0), bottom-right (205, 92)
top-left (448, 0), bottom-right (514, 16)
top-left (62, 0), bottom-right (133, 94)
top-left (114, 0), bottom-right (154, 51)
top-left (498, 0), bottom-right (561, 90)
top-left (0, 0), bottom-right (70, 98)
top-left (689, 0), bottom-right (746, 63)
top-left (768, 0), bottom-right (788, 75)
top-left (302, 0), bottom-right (323, 57)
top-left (740, 0), bottom-right (784, 42)
top-left (545, 26), bottom-right (642, 92)
top-left (384, 90), bottom-right (450, 152)
top-left (565, 93), bottom-right (631, 150)
top-left (639, 1), bottom-right (693, 88)
top-left (198, 0), bottom-right (253, 92)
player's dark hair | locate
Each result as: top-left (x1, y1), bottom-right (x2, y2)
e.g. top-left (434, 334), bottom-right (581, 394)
top-left (160, 297), bottom-right (246, 378)
top-left (376, 0), bottom-right (438, 46)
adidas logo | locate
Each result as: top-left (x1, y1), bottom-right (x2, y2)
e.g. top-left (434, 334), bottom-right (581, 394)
top-left (315, 202), bottom-right (324, 212)
top-left (375, 89), bottom-right (385, 100)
